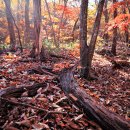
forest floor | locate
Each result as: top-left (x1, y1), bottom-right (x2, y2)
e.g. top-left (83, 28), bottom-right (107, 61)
top-left (0, 47), bottom-right (130, 130)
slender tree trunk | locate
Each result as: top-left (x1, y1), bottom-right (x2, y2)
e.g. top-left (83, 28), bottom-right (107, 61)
top-left (88, 0), bottom-right (105, 76)
top-left (126, 1), bottom-right (130, 53)
top-left (57, 0), bottom-right (68, 46)
top-left (80, 0), bottom-right (89, 78)
top-left (24, 0), bottom-right (30, 44)
top-left (30, 0), bottom-right (41, 57)
top-left (44, 0), bottom-right (57, 47)
top-left (17, 0), bottom-right (21, 23)
top-left (4, 0), bottom-right (16, 51)
top-left (43, 25), bottom-right (49, 41)
top-left (95, 0), bottom-right (98, 6)
top-left (53, 0), bottom-right (56, 15)
top-left (72, 17), bottom-right (79, 41)
top-left (127, 0), bottom-right (130, 14)
top-left (111, 0), bottom-right (118, 56)
top-left (103, 0), bottom-right (109, 43)
top-left (122, 7), bottom-right (129, 44)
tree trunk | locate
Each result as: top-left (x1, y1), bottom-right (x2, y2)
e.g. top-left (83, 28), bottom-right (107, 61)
top-left (44, 0), bottom-right (57, 48)
top-left (111, 0), bottom-right (118, 56)
top-left (17, 0), bottom-right (21, 22)
top-left (30, 0), bottom-right (44, 59)
top-left (60, 70), bottom-right (130, 130)
top-left (4, 0), bottom-right (16, 51)
top-left (127, 1), bottom-right (130, 14)
top-left (127, 2), bottom-right (130, 53)
top-left (24, 0), bottom-right (30, 44)
top-left (57, 0), bottom-right (68, 47)
top-left (72, 17), bottom-right (79, 41)
top-left (80, 0), bottom-right (105, 79)
top-left (122, 7), bottom-right (129, 44)
top-left (103, 0), bottom-right (109, 43)
top-left (80, 0), bottom-right (89, 78)
top-left (88, 0), bottom-right (105, 78)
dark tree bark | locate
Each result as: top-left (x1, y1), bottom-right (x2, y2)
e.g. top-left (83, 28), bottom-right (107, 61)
top-left (4, 0), bottom-right (16, 51)
top-left (80, 0), bottom-right (105, 79)
top-left (103, 0), bottom-right (109, 43)
top-left (111, 0), bottom-right (118, 56)
top-left (127, 1), bottom-right (130, 50)
top-left (122, 7), bottom-right (129, 44)
top-left (88, 0), bottom-right (105, 73)
top-left (60, 70), bottom-right (130, 130)
top-left (80, 0), bottom-right (89, 78)
top-left (24, 0), bottom-right (30, 44)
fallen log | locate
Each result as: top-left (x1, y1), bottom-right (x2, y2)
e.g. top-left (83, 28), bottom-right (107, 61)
top-left (50, 53), bottom-right (68, 59)
top-left (60, 70), bottom-right (130, 130)
top-left (112, 59), bottom-right (130, 68)
top-left (0, 82), bottom-right (46, 97)
top-left (105, 56), bottom-right (130, 68)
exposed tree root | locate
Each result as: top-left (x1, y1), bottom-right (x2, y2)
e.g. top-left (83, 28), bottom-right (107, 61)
top-left (0, 82), bottom-right (46, 98)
